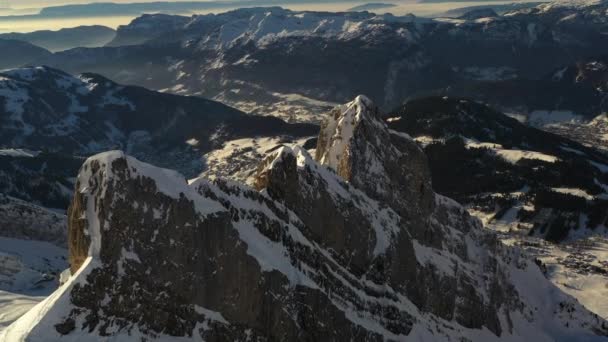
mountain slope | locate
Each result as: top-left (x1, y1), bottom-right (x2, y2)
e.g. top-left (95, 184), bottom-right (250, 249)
top-left (387, 96), bottom-right (608, 242)
top-left (0, 66), bottom-right (316, 179)
top-left (439, 56), bottom-right (608, 123)
top-left (3, 96), bottom-right (606, 341)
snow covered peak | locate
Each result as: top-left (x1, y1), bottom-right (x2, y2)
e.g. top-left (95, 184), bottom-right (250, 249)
top-left (111, 7), bottom-right (421, 50)
top-left (315, 96), bottom-right (435, 222)
top-left (316, 95), bottom-right (380, 170)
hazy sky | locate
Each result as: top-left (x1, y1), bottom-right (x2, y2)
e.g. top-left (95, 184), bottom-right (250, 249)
top-left (6, 0), bottom-right (216, 8)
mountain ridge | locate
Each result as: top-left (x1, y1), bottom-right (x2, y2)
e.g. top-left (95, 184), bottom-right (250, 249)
top-left (2, 96), bottom-right (607, 341)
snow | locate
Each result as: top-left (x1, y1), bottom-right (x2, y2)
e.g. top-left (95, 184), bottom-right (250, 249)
top-left (0, 291), bottom-right (45, 333)
top-left (2, 67), bottom-right (46, 82)
top-left (0, 257), bottom-right (97, 341)
top-left (0, 236), bottom-right (67, 332)
top-left (0, 76), bottom-right (34, 136)
top-left (463, 138), bottom-right (559, 164)
top-left (494, 149), bottom-right (559, 164)
top-left (215, 88), bottom-right (337, 124)
top-left (5, 134), bottom-right (608, 340)
top-left (589, 160), bottom-right (608, 173)
top-left (536, 234), bottom-right (608, 320)
top-left (201, 136), bottom-right (312, 185)
top-left (0, 238), bottom-right (67, 294)
top-left (318, 95), bottom-right (373, 169)
top-left (414, 135), bottom-right (443, 147)
top-left (553, 66), bottom-right (569, 80)
top-left (551, 187), bottom-right (595, 200)
top-left (231, 218), bottom-right (318, 289)
top-left (81, 151), bottom-right (224, 220)
top-left (191, 8), bottom-right (377, 49)
top-left (528, 110), bottom-right (584, 127)
top-left (193, 306), bottom-right (229, 325)
top-left (412, 240), bottom-right (456, 276)
top-left (0, 149), bottom-right (39, 158)
top-left (185, 138), bottom-right (199, 147)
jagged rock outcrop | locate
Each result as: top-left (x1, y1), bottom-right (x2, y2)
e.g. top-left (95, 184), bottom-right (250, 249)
top-left (315, 96), bottom-right (434, 238)
top-left (3, 97), bottom-right (607, 341)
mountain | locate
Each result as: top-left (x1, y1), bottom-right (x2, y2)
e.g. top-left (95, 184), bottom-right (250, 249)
top-left (0, 26), bottom-right (116, 52)
top-left (438, 3), bottom-right (545, 17)
top-left (33, 2), bottom-right (608, 122)
top-left (0, 65), bottom-right (319, 331)
top-left (347, 3), bottom-right (397, 12)
top-left (457, 8), bottom-right (498, 20)
top-left (387, 96), bottom-right (608, 243)
top-left (0, 39), bottom-right (51, 69)
top-left (0, 150), bottom-right (83, 209)
top-left (386, 96), bottom-right (608, 317)
top-left (3, 96), bottom-right (607, 341)
top-left (439, 56), bottom-right (608, 122)
top-left (0, 66), bottom-right (316, 179)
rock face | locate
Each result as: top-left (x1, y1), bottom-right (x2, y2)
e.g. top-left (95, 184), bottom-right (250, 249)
top-left (3, 97), bottom-right (607, 341)
top-left (316, 96), bottom-right (434, 228)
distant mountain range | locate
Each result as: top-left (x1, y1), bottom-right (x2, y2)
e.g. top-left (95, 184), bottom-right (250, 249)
top-left (347, 3), bottom-right (397, 12)
top-left (0, 26), bottom-right (115, 52)
top-left (0, 39), bottom-right (51, 69)
top-left (25, 2), bottom-right (608, 123)
top-left (0, 0), bottom-right (372, 19)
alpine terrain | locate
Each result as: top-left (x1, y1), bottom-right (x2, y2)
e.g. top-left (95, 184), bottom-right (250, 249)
top-left (2, 96), bottom-right (607, 341)
top-left (1, 0), bottom-right (608, 340)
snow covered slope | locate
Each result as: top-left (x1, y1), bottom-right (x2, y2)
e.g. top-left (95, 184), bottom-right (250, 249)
top-left (0, 236), bottom-right (67, 331)
top-left (3, 97), bottom-right (606, 341)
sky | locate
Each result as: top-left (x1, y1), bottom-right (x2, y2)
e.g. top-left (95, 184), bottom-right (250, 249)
top-left (5, 0), bottom-right (217, 8)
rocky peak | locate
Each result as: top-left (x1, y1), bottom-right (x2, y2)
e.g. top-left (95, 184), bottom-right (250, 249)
top-left (315, 95), bottom-right (435, 228)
